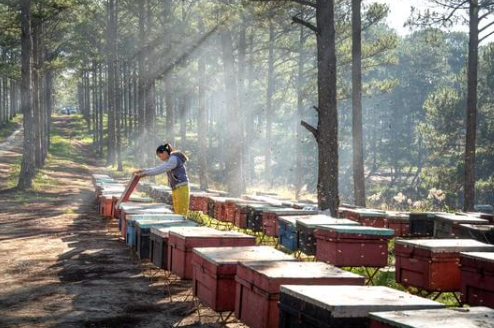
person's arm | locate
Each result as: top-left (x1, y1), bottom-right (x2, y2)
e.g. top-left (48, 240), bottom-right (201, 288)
top-left (141, 156), bottom-right (178, 176)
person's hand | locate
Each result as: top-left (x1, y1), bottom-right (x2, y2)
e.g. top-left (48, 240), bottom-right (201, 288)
top-left (133, 169), bottom-right (144, 177)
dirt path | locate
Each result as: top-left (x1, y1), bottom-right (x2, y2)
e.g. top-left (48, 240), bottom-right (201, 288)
top-left (0, 117), bottom-right (219, 328)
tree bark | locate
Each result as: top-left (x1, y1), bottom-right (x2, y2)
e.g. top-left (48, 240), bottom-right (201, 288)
top-left (315, 0), bottom-right (339, 215)
top-left (198, 25), bottom-right (209, 190)
top-left (220, 28), bottom-right (243, 197)
top-left (463, 0), bottom-right (479, 211)
top-left (295, 19), bottom-right (307, 200)
top-left (265, 21), bottom-right (275, 187)
top-left (352, 0), bottom-right (366, 207)
top-left (18, 0), bottom-right (36, 190)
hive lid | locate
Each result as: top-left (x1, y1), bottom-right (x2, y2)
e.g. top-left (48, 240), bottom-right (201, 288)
top-left (315, 225), bottom-right (394, 236)
top-left (386, 212), bottom-right (410, 221)
top-left (435, 214), bottom-right (488, 224)
top-left (347, 208), bottom-right (388, 218)
top-left (135, 216), bottom-right (188, 228)
top-left (125, 205), bottom-right (172, 214)
top-left (169, 227), bottom-right (256, 239)
top-left (145, 221), bottom-right (199, 236)
top-left (126, 213), bottom-right (184, 222)
top-left (192, 246), bottom-right (295, 265)
top-left (296, 216), bottom-right (360, 228)
top-left (460, 251), bottom-right (494, 263)
top-left (119, 202), bottom-right (161, 211)
top-left (241, 261), bottom-right (364, 279)
top-left (409, 212), bottom-right (440, 219)
top-left (262, 208), bottom-right (317, 215)
top-left (369, 307), bottom-right (494, 328)
top-left (279, 285), bottom-right (444, 318)
top-left (459, 224), bottom-right (494, 231)
top-left (396, 239), bottom-right (494, 253)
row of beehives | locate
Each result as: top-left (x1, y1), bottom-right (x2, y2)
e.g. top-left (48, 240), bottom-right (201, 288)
top-left (92, 174), bottom-right (494, 328)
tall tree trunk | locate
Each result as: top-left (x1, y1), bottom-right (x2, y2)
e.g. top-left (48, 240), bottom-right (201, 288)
top-left (352, 0), bottom-right (366, 207)
top-left (114, 0), bottom-right (123, 171)
top-left (198, 27), bottom-right (208, 190)
top-left (32, 20), bottom-right (42, 168)
top-left (106, 0), bottom-right (117, 165)
top-left (265, 21), bottom-right (275, 187)
top-left (301, 0), bottom-right (339, 215)
top-left (137, 0), bottom-right (146, 143)
top-left (165, 74), bottom-right (175, 144)
top-left (180, 93), bottom-right (187, 148)
top-left (238, 16), bottom-right (247, 193)
top-left (295, 21), bottom-right (307, 200)
top-left (18, 0), bottom-right (36, 190)
top-left (463, 0), bottom-right (479, 211)
top-left (220, 28), bottom-right (242, 197)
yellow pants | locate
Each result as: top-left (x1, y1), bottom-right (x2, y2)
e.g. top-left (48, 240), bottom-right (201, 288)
top-left (172, 184), bottom-right (190, 216)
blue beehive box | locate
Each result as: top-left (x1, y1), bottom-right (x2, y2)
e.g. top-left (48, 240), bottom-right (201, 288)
top-left (125, 214), bottom-right (184, 247)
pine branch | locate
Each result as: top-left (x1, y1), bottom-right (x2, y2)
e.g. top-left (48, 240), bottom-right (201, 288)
top-left (292, 16), bottom-right (317, 34)
top-left (301, 120), bottom-right (318, 140)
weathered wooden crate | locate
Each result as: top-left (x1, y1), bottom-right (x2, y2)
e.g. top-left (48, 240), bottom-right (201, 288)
top-left (315, 226), bottom-right (394, 267)
top-left (235, 262), bottom-right (365, 328)
top-left (278, 285), bottom-right (444, 328)
top-left (148, 221), bottom-right (200, 269)
top-left (168, 227), bottom-right (256, 280)
top-left (395, 239), bottom-right (494, 292)
top-left (192, 246), bottom-right (294, 312)
top-left (369, 307), bottom-right (494, 328)
top-left (434, 214), bottom-right (489, 238)
top-left (296, 216), bottom-right (360, 256)
top-left (460, 252), bottom-right (494, 308)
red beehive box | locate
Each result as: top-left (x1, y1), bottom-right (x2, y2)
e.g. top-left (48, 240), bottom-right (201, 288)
top-left (191, 246), bottom-right (295, 312)
top-left (460, 252), bottom-right (494, 308)
top-left (315, 226), bottom-right (394, 267)
top-left (261, 208), bottom-right (318, 237)
top-left (434, 214), bottom-right (489, 238)
top-left (208, 197), bottom-right (230, 221)
top-left (235, 261), bottom-right (365, 328)
top-left (369, 307), bottom-right (494, 328)
top-left (99, 194), bottom-right (119, 217)
top-left (168, 227), bottom-right (256, 280)
top-left (344, 208), bottom-right (388, 226)
top-left (384, 212), bottom-right (410, 237)
top-left (279, 286), bottom-right (444, 328)
top-left (395, 239), bottom-right (494, 292)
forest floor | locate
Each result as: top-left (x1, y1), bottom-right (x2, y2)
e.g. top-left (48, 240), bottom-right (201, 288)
top-left (0, 116), bottom-right (234, 328)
